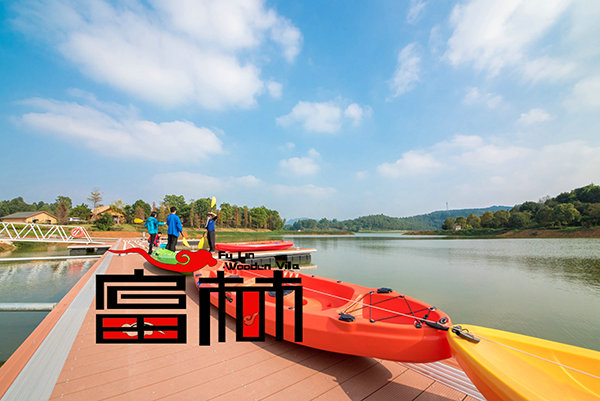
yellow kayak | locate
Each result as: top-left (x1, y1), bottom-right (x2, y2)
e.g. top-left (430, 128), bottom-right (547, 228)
top-left (447, 325), bottom-right (600, 401)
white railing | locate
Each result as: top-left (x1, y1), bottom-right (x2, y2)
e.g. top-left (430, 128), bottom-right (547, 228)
top-left (0, 222), bottom-right (96, 244)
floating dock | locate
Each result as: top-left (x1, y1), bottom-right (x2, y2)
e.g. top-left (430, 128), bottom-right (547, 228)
top-left (0, 240), bottom-right (482, 400)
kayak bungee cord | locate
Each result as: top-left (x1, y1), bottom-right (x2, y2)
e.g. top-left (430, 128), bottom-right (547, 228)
top-left (202, 266), bottom-right (450, 329)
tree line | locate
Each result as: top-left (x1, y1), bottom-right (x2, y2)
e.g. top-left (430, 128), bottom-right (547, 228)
top-left (0, 191), bottom-right (285, 231)
top-left (285, 206), bottom-right (510, 232)
top-left (441, 184), bottom-right (600, 230)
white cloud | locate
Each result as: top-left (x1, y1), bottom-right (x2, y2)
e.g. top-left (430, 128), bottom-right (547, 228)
top-left (279, 142), bottom-right (296, 151)
top-left (266, 81), bottom-right (283, 99)
top-left (517, 108), bottom-right (553, 124)
top-left (272, 183), bottom-right (336, 198)
top-left (277, 100), bottom-right (369, 133)
top-left (377, 150), bottom-right (442, 178)
top-left (344, 103), bottom-right (369, 126)
top-left (277, 102), bottom-right (341, 133)
top-left (355, 171), bottom-right (368, 180)
top-left (521, 57), bottom-right (576, 83)
top-left (375, 134), bottom-right (600, 213)
top-left (407, 0), bottom-right (427, 24)
top-left (150, 171), bottom-right (335, 218)
top-left (389, 43), bottom-right (421, 98)
top-left (445, 0), bottom-right (572, 78)
top-left (463, 87), bottom-right (503, 109)
top-left (279, 149), bottom-right (320, 176)
top-left (564, 75), bottom-right (600, 111)
top-left (19, 97), bottom-right (223, 161)
top-left (13, 0), bottom-right (302, 109)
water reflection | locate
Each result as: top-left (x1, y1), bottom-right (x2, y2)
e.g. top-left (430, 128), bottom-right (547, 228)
top-left (0, 258), bottom-right (93, 361)
top-left (289, 234), bottom-right (600, 351)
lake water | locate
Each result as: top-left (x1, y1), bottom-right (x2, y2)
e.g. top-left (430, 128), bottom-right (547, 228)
top-left (0, 245), bottom-right (94, 363)
top-left (287, 233), bottom-right (600, 352)
top-left (1, 234), bottom-right (599, 364)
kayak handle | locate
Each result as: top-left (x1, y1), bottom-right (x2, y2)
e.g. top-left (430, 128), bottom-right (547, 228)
top-left (424, 320), bottom-right (449, 331)
top-left (452, 326), bottom-right (480, 343)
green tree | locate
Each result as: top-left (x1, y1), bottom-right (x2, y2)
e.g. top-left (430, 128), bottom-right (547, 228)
top-left (123, 205), bottom-right (134, 223)
top-left (94, 213), bottom-right (114, 231)
top-left (520, 201), bottom-right (540, 214)
top-left (69, 203), bottom-right (91, 219)
top-left (582, 203), bottom-right (600, 226)
top-left (552, 203), bottom-right (581, 226)
top-left (535, 206), bottom-right (554, 227)
top-left (163, 195), bottom-right (189, 222)
top-left (110, 199), bottom-right (125, 214)
top-left (509, 211), bottom-right (530, 229)
top-left (55, 196), bottom-right (72, 210)
top-left (455, 216), bottom-right (468, 229)
top-left (192, 198), bottom-right (211, 225)
top-left (219, 203), bottom-right (234, 227)
top-left (441, 217), bottom-right (456, 230)
top-left (480, 211), bottom-right (494, 228)
top-left (573, 184), bottom-right (600, 203)
top-left (466, 214), bottom-right (481, 228)
top-left (157, 204), bottom-right (169, 222)
top-left (131, 200), bottom-right (151, 216)
top-left (493, 210), bottom-right (510, 228)
top-left (250, 206), bottom-right (269, 229)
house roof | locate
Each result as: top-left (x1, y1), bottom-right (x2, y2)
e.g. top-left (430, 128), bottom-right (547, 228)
top-left (1, 211), bottom-right (57, 219)
top-left (91, 206), bottom-right (125, 217)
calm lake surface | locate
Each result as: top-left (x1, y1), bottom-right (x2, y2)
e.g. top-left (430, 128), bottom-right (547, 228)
top-left (1, 234), bottom-right (599, 363)
top-left (0, 245), bottom-right (94, 362)
top-left (287, 233), bottom-right (600, 352)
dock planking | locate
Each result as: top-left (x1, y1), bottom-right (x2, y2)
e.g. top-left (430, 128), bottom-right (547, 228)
top-left (0, 240), bottom-right (475, 400)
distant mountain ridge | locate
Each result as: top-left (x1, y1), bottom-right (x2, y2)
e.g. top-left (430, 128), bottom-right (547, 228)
top-left (284, 205), bottom-right (512, 231)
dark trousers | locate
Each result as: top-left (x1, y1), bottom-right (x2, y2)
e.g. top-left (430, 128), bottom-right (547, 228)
top-left (167, 234), bottom-right (178, 252)
top-left (148, 233), bottom-right (157, 254)
top-left (207, 230), bottom-right (216, 252)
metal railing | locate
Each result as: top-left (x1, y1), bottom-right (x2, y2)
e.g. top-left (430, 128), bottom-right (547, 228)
top-left (0, 222), bottom-right (97, 244)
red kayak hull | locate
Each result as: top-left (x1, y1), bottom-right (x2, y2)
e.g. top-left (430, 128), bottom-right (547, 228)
top-left (215, 241), bottom-right (294, 252)
top-left (194, 260), bottom-right (452, 363)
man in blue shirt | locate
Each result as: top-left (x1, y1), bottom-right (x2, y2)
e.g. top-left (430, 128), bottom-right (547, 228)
top-left (166, 206), bottom-right (183, 252)
top-left (144, 211), bottom-right (165, 254)
top-left (205, 212), bottom-right (217, 252)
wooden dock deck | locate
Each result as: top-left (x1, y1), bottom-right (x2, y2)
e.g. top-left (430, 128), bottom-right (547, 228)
top-left (0, 240), bottom-right (483, 400)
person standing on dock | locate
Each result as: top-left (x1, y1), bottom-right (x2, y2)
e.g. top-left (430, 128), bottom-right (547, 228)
top-left (166, 207), bottom-right (183, 252)
top-left (145, 211), bottom-right (165, 254)
top-left (205, 212), bottom-right (217, 252)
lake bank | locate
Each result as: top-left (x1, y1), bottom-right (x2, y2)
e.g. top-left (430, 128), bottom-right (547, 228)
top-left (406, 227), bottom-right (600, 238)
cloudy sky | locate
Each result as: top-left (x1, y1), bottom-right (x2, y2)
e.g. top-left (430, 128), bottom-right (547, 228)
top-left (1, 0), bottom-right (599, 219)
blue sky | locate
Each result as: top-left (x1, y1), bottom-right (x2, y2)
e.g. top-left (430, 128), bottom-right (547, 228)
top-left (1, 0), bottom-right (599, 220)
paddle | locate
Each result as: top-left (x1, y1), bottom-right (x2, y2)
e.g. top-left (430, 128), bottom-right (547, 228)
top-left (181, 233), bottom-right (190, 248)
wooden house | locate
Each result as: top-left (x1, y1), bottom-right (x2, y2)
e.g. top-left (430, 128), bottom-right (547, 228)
top-left (0, 211), bottom-right (58, 224)
top-left (90, 206), bottom-right (125, 224)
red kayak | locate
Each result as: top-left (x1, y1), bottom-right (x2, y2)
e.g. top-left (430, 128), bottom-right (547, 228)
top-left (215, 241), bottom-right (294, 253)
top-left (194, 260), bottom-right (452, 363)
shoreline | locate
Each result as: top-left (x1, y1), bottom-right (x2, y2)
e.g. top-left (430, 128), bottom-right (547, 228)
top-left (406, 228), bottom-right (600, 238)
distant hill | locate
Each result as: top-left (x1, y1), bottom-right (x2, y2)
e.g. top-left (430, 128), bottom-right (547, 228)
top-left (284, 206), bottom-right (512, 231)
top-left (284, 217), bottom-right (310, 226)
